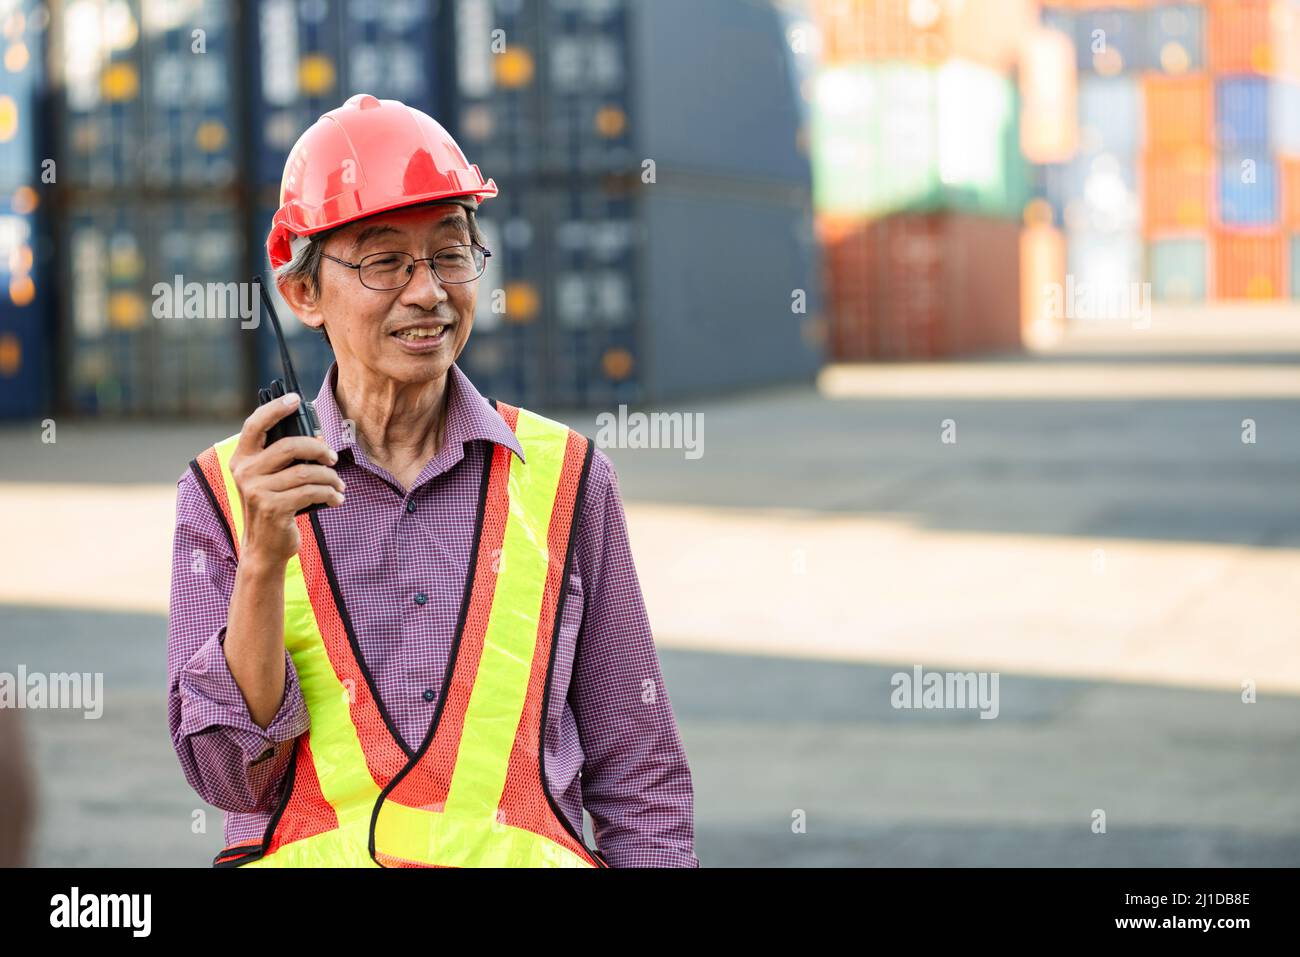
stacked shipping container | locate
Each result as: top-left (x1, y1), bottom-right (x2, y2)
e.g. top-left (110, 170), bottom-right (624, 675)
top-left (58, 0), bottom-right (247, 416)
top-left (0, 2), bottom-right (48, 418)
top-left (452, 0), bottom-right (820, 408)
top-left (1, 0), bottom-right (818, 420)
top-left (1037, 0), bottom-right (1300, 303)
top-left (811, 0), bottom-right (1036, 359)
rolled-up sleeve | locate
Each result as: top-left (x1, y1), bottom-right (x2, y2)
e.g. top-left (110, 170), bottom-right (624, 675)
top-left (570, 450), bottom-right (699, 867)
top-left (167, 467), bottom-right (309, 813)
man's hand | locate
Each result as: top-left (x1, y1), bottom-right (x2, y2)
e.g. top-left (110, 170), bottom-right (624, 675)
top-left (229, 392), bottom-right (344, 569)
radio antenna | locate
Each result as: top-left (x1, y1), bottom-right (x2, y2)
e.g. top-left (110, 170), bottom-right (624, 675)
top-left (256, 276), bottom-right (304, 397)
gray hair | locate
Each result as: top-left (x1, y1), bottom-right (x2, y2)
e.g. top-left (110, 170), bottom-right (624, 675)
top-left (274, 203), bottom-right (486, 348)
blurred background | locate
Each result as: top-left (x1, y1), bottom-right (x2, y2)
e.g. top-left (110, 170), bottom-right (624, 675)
top-left (0, 0), bottom-right (1298, 866)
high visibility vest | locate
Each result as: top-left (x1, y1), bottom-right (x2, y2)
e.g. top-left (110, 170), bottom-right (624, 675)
top-left (187, 400), bottom-right (607, 868)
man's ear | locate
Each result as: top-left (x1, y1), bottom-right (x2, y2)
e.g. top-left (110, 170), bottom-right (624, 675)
top-left (276, 274), bottom-right (326, 333)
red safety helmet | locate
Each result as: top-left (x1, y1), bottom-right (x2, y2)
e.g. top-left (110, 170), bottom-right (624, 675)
top-left (267, 93), bottom-right (498, 269)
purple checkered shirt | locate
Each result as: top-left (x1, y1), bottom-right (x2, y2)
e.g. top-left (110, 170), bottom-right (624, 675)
top-left (166, 361), bottom-right (698, 867)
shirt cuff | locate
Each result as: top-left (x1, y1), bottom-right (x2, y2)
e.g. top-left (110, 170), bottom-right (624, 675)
top-left (177, 626), bottom-right (309, 766)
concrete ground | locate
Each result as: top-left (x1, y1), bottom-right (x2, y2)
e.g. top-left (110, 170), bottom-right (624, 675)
top-left (2, 307), bottom-right (1298, 866)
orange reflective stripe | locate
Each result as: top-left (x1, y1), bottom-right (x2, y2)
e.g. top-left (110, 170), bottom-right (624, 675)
top-left (497, 427), bottom-right (595, 860)
top-left (192, 446), bottom-right (240, 559)
top-left (390, 439), bottom-right (513, 813)
top-left (260, 736), bottom-right (338, 858)
top-left (294, 515), bottom-right (409, 785)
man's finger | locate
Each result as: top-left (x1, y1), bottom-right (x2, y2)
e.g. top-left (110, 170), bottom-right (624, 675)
top-left (249, 435), bottom-right (338, 474)
top-left (235, 393), bottom-right (306, 460)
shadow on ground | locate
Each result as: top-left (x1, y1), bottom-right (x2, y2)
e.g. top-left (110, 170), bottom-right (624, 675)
top-left (4, 605), bottom-right (1297, 866)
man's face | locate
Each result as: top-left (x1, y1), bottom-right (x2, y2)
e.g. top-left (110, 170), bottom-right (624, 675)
top-left (285, 203), bottom-right (480, 387)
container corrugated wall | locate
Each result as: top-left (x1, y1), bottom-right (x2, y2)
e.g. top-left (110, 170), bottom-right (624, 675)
top-left (456, 182), bottom-right (551, 406)
top-left (67, 199), bottom-right (245, 416)
top-left (1213, 230), bottom-right (1286, 298)
top-left (54, 0), bottom-right (251, 418)
top-left (823, 213), bottom-right (1021, 360)
top-left (450, 0), bottom-right (821, 406)
top-left (249, 0), bottom-right (441, 186)
top-left (0, 5), bottom-right (49, 419)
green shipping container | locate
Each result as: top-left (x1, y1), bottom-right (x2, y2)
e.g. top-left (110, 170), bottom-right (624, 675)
top-left (1150, 237), bottom-right (1208, 302)
top-left (811, 60), bottom-right (1028, 219)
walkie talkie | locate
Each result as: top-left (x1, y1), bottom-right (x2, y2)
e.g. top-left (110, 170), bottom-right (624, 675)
top-left (256, 277), bottom-right (331, 516)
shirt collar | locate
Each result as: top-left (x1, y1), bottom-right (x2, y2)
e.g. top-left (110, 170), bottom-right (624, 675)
top-left (311, 360), bottom-right (526, 465)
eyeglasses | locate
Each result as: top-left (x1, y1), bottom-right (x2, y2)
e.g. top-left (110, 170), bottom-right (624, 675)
top-left (321, 244), bottom-right (492, 291)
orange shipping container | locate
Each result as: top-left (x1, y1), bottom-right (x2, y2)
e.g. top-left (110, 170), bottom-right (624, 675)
top-left (1143, 74), bottom-right (1212, 150)
top-left (1207, 0), bottom-right (1274, 74)
top-left (1212, 230), bottom-right (1286, 299)
top-left (1277, 0), bottom-right (1300, 81)
top-left (1282, 157), bottom-right (1300, 230)
top-left (1144, 147), bottom-right (1212, 232)
top-left (1021, 222), bottom-right (1067, 349)
top-left (812, 0), bottom-right (1036, 70)
top-left (1021, 25), bottom-right (1079, 164)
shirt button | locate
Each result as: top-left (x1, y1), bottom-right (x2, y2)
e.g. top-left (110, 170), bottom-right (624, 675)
top-left (405, 499), bottom-right (416, 514)
top-left (422, 689), bottom-right (436, 703)
top-left (414, 592), bottom-right (428, 606)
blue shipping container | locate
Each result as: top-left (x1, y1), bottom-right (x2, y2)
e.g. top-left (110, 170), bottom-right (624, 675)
top-left (539, 0), bottom-right (637, 177)
top-left (630, 0), bottom-right (809, 184)
top-left (453, 0), bottom-right (548, 183)
top-left (1218, 152), bottom-right (1278, 226)
top-left (1273, 80), bottom-right (1300, 155)
top-left (543, 181), bottom-right (642, 409)
top-left (149, 201), bottom-right (244, 416)
top-left (1072, 7), bottom-right (1149, 74)
top-left (0, 204), bottom-right (48, 419)
top-left (141, 1), bottom-right (239, 187)
top-left (66, 204), bottom-right (155, 415)
top-left (1039, 151), bottom-right (1140, 233)
top-left (1215, 76), bottom-right (1270, 149)
top-left (458, 181), bottom-right (550, 408)
top-left (1146, 4), bottom-right (1204, 73)
top-left (250, 0), bottom-right (439, 185)
top-left (1078, 75), bottom-right (1142, 156)
top-left (0, 3), bottom-right (46, 187)
top-left (62, 0), bottom-right (147, 187)
top-left (639, 181), bottom-right (821, 401)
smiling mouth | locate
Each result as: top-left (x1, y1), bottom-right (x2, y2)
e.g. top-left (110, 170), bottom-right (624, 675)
top-left (392, 323), bottom-right (453, 342)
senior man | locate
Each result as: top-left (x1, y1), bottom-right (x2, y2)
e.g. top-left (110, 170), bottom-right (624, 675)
top-left (166, 94), bottom-right (697, 868)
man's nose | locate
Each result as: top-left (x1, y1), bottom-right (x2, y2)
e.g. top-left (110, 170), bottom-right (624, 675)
top-left (398, 259), bottom-right (448, 308)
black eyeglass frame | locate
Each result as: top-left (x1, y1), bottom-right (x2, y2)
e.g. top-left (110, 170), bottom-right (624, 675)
top-left (320, 243), bottom-right (493, 290)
